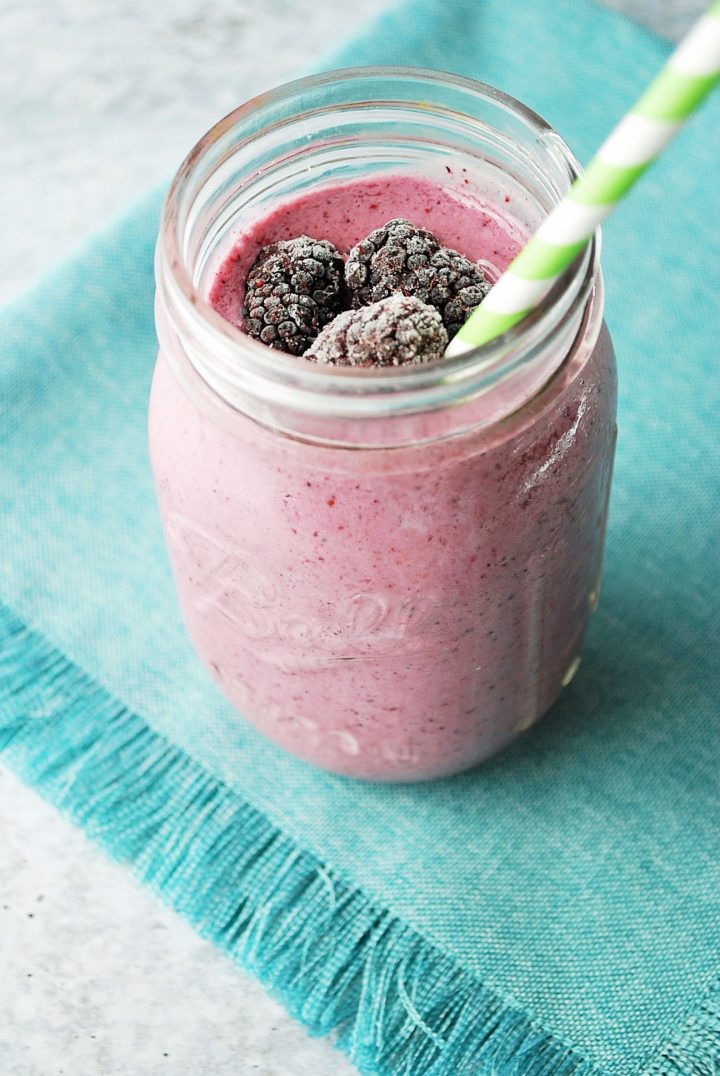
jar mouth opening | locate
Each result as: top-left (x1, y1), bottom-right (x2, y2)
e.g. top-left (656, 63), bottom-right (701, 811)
top-left (159, 65), bottom-right (598, 406)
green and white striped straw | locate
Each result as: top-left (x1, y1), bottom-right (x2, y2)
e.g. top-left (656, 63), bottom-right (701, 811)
top-left (447, 0), bottom-right (720, 357)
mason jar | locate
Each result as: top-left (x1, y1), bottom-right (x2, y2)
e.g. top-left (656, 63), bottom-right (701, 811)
top-left (150, 68), bottom-right (617, 781)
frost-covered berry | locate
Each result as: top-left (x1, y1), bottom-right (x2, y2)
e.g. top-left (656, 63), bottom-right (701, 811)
top-left (242, 236), bottom-right (344, 355)
top-left (306, 294), bottom-right (447, 367)
top-left (345, 218), bottom-right (489, 339)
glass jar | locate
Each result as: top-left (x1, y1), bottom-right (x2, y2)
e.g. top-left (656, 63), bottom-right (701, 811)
top-left (150, 68), bottom-right (617, 782)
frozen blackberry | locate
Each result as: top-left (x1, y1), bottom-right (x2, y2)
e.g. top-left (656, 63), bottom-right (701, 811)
top-left (242, 236), bottom-right (344, 355)
top-left (345, 218), bottom-right (490, 339)
top-left (424, 245), bottom-right (491, 339)
top-left (306, 295), bottom-right (447, 367)
top-left (345, 219), bottom-right (440, 305)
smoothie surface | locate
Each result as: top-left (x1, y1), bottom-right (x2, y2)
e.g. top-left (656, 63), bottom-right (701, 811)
top-left (209, 173), bottom-right (523, 332)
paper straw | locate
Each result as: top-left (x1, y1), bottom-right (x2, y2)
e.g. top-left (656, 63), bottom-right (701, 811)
top-left (446, 0), bottom-right (720, 357)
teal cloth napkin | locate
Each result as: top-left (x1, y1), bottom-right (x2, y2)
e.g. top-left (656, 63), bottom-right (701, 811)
top-left (2, 1), bottom-right (719, 1072)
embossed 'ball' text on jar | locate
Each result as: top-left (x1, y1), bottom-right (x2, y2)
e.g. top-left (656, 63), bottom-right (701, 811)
top-left (150, 68), bottom-right (617, 781)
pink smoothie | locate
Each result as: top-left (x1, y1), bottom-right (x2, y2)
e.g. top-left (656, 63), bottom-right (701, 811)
top-left (150, 175), bottom-right (616, 780)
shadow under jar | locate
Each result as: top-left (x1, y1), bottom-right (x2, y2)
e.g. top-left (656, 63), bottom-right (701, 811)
top-left (150, 68), bottom-right (617, 781)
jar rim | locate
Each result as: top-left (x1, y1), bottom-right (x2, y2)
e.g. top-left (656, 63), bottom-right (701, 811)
top-left (158, 65), bottom-right (599, 420)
